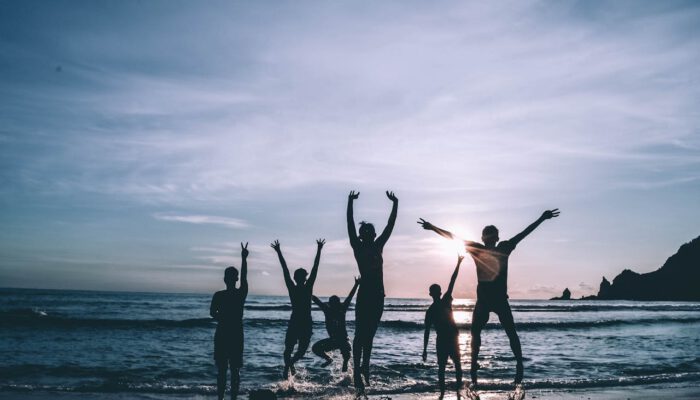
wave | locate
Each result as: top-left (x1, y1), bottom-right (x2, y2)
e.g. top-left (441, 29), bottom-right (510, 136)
top-left (381, 317), bottom-right (700, 331)
top-left (2, 372), bottom-right (699, 395)
top-left (4, 308), bottom-right (699, 331)
top-left (380, 304), bottom-right (700, 312)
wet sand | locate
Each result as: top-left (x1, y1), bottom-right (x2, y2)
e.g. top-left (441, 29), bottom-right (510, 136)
top-left (1, 382), bottom-right (699, 400)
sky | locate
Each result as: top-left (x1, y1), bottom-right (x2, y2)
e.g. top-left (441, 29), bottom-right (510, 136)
top-left (1, 0), bottom-right (699, 299)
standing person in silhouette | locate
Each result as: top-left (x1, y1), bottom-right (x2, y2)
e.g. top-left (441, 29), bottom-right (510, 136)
top-left (210, 242), bottom-right (249, 400)
top-left (271, 238), bottom-right (325, 378)
top-left (311, 277), bottom-right (360, 371)
top-left (347, 190), bottom-right (398, 388)
top-left (418, 209), bottom-right (560, 389)
top-left (423, 255), bottom-right (464, 396)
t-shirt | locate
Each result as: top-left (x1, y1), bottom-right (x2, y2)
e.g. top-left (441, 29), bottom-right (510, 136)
top-left (321, 306), bottom-right (348, 339)
top-left (465, 240), bottom-right (516, 300)
top-left (288, 284), bottom-right (313, 324)
top-left (211, 288), bottom-right (246, 330)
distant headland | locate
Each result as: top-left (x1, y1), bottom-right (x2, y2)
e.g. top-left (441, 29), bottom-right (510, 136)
top-left (552, 235), bottom-right (700, 301)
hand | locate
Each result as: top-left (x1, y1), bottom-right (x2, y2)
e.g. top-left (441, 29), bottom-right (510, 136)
top-left (316, 238), bottom-right (326, 249)
top-left (386, 191), bottom-right (398, 202)
top-left (349, 190), bottom-right (360, 200)
top-left (241, 242), bottom-right (249, 258)
top-left (422, 350), bottom-right (428, 362)
top-left (270, 240), bottom-right (281, 252)
top-left (541, 208), bottom-right (560, 220)
top-left (417, 218), bottom-right (433, 230)
top-left (457, 254), bottom-right (465, 264)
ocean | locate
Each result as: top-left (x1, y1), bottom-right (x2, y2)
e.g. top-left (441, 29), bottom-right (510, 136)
top-left (1, 288), bottom-right (699, 397)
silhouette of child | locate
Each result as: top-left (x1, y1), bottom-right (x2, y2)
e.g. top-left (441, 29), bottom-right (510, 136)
top-left (311, 277), bottom-right (360, 371)
top-left (423, 255), bottom-right (464, 395)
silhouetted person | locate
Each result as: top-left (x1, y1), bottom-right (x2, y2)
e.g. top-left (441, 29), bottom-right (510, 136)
top-left (311, 277), bottom-right (360, 371)
top-left (423, 255), bottom-right (464, 396)
top-left (210, 242), bottom-right (249, 400)
top-left (347, 190), bottom-right (398, 388)
top-left (271, 239), bottom-right (324, 378)
top-left (418, 209), bottom-right (560, 388)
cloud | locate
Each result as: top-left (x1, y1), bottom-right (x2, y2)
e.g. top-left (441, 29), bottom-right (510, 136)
top-left (153, 213), bottom-right (249, 229)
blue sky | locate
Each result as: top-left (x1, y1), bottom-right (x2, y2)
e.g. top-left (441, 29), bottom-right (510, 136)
top-left (1, 1), bottom-right (699, 298)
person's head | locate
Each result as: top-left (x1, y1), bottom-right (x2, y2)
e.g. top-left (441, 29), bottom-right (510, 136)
top-left (358, 221), bottom-right (376, 243)
top-left (293, 268), bottom-right (308, 285)
top-left (429, 283), bottom-right (441, 300)
top-left (482, 225), bottom-right (499, 247)
top-left (224, 266), bottom-right (239, 287)
top-left (329, 295), bottom-right (341, 310)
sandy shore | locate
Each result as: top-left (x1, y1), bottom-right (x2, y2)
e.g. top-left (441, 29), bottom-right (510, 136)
top-left (1, 382), bottom-right (699, 400)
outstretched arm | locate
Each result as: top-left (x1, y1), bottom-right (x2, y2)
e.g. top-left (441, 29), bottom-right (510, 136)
top-left (445, 255), bottom-right (464, 298)
top-left (376, 191), bottom-right (399, 247)
top-left (271, 240), bottom-right (293, 291)
top-left (347, 191), bottom-right (360, 248)
top-left (343, 276), bottom-right (361, 309)
top-left (422, 311), bottom-right (432, 362)
top-left (312, 295), bottom-right (328, 312)
top-left (307, 239), bottom-right (324, 288)
top-left (509, 209), bottom-right (560, 246)
top-left (240, 242), bottom-right (249, 298)
top-left (417, 218), bottom-right (456, 240)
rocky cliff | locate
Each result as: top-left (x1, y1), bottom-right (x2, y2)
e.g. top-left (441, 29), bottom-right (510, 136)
top-left (593, 236), bottom-right (700, 301)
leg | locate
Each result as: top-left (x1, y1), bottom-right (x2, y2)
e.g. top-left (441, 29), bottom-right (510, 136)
top-left (353, 302), bottom-right (366, 388)
top-left (361, 298), bottom-right (384, 384)
top-left (451, 335), bottom-right (463, 388)
top-left (291, 334), bottom-right (311, 364)
top-left (229, 362), bottom-right (240, 400)
top-left (340, 338), bottom-right (352, 372)
top-left (216, 358), bottom-right (228, 400)
top-left (470, 301), bottom-right (490, 387)
top-left (312, 338), bottom-right (334, 366)
top-left (283, 328), bottom-right (296, 378)
top-left (495, 301), bottom-right (523, 383)
top-left (438, 360), bottom-right (447, 395)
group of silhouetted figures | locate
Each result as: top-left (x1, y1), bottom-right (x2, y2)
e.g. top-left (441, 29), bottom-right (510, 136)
top-left (210, 191), bottom-right (559, 399)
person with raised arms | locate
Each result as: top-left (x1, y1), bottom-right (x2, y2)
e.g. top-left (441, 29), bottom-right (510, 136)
top-left (418, 209), bottom-right (560, 391)
top-left (271, 238), bottom-right (325, 379)
top-left (347, 190), bottom-right (398, 389)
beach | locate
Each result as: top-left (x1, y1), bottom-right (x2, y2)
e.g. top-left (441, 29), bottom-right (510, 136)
top-left (2, 383), bottom-right (700, 400)
top-left (2, 288), bottom-right (699, 398)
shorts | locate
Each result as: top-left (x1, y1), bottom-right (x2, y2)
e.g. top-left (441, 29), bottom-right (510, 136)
top-left (214, 325), bottom-right (244, 367)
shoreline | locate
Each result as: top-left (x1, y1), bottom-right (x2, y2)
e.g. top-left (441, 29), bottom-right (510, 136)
top-left (2, 382), bottom-right (699, 400)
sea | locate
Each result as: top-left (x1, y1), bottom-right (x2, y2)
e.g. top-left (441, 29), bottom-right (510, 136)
top-left (1, 288), bottom-right (699, 397)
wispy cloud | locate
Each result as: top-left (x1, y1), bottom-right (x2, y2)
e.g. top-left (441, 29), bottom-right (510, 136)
top-left (153, 213), bottom-right (249, 229)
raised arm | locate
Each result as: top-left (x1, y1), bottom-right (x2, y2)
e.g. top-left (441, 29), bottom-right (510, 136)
top-left (271, 240), bottom-right (293, 291)
top-left (422, 310), bottom-right (432, 362)
top-left (343, 276), bottom-right (361, 309)
top-left (306, 239), bottom-right (324, 288)
top-left (240, 242), bottom-right (249, 298)
top-left (376, 191), bottom-right (399, 247)
top-left (445, 255), bottom-right (464, 298)
top-left (509, 209), bottom-right (560, 246)
top-left (417, 218), bottom-right (456, 240)
top-left (347, 191), bottom-right (360, 248)
top-left (312, 295), bottom-right (329, 312)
